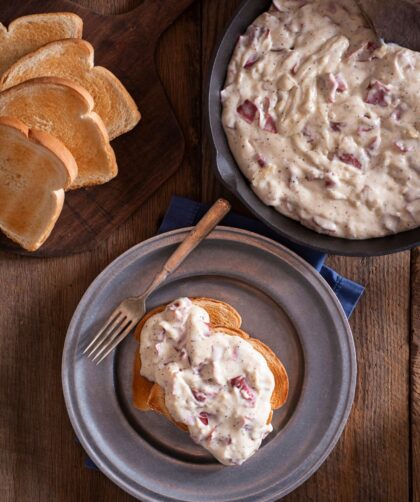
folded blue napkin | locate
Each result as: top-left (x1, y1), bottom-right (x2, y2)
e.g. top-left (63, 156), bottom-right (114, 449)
top-left (159, 196), bottom-right (364, 318)
top-left (84, 196), bottom-right (364, 470)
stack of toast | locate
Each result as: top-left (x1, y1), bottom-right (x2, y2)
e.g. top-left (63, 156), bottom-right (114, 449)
top-left (0, 13), bottom-right (140, 251)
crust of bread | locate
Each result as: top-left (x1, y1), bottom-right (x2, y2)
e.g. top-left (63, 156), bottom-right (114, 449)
top-left (1, 39), bottom-right (141, 139)
top-left (0, 115), bottom-right (78, 250)
top-left (0, 13), bottom-right (83, 78)
top-left (0, 76), bottom-right (117, 189)
top-left (132, 298), bottom-right (288, 432)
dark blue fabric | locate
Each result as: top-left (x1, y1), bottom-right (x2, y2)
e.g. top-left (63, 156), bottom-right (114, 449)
top-left (84, 457), bottom-right (99, 470)
top-left (159, 197), bottom-right (326, 271)
top-left (159, 196), bottom-right (364, 318)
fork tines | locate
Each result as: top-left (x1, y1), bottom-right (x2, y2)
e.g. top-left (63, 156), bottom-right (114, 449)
top-left (83, 309), bottom-right (135, 364)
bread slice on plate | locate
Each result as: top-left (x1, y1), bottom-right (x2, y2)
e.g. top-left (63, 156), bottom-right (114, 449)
top-left (132, 298), bottom-right (289, 431)
top-left (0, 116), bottom-right (77, 251)
top-left (0, 13), bottom-right (83, 78)
top-left (1, 39), bottom-right (141, 140)
top-left (0, 77), bottom-right (117, 189)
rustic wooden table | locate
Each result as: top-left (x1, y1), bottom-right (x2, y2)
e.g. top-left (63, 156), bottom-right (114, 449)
top-left (0, 1), bottom-right (419, 501)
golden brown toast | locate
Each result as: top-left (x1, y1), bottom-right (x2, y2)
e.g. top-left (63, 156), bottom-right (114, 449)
top-left (0, 13), bottom-right (83, 78)
top-left (132, 298), bottom-right (289, 431)
top-left (0, 116), bottom-right (77, 250)
top-left (0, 77), bottom-right (117, 189)
top-left (1, 39), bottom-right (141, 140)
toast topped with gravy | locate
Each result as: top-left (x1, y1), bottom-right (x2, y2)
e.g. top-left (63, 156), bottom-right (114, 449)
top-left (133, 297), bottom-right (289, 465)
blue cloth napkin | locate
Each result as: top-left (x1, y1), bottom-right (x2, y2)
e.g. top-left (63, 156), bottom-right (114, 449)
top-left (160, 196), bottom-right (364, 318)
top-left (83, 196), bottom-right (364, 470)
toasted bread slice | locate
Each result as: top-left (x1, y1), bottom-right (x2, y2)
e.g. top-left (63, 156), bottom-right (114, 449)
top-left (0, 116), bottom-right (77, 250)
top-left (0, 77), bottom-right (117, 189)
top-left (0, 13), bottom-right (83, 78)
top-left (132, 298), bottom-right (289, 432)
top-left (1, 39), bottom-right (141, 140)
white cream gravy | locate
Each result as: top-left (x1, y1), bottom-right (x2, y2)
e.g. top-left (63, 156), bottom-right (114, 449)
top-left (222, 0), bottom-right (420, 239)
top-left (139, 298), bottom-right (274, 466)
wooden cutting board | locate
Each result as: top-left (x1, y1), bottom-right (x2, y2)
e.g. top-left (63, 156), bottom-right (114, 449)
top-left (0, 0), bottom-right (195, 256)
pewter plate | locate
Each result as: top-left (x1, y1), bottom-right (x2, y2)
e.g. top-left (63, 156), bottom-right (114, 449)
top-left (62, 227), bottom-right (356, 501)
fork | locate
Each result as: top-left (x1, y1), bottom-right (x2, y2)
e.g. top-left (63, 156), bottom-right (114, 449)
top-left (84, 198), bottom-right (231, 364)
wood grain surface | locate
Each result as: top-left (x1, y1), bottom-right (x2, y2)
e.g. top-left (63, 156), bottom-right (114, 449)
top-left (0, 0), bottom-right (195, 256)
top-left (0, 1), bottom-right (418, 501)
top-left (412, 248), bottom-right (420, 502)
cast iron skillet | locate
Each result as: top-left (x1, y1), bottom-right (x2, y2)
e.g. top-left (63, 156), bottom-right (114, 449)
top-left (206, 0), bottom-right (420, 256)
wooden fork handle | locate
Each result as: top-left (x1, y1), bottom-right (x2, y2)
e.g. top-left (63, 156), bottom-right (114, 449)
top-left (144, 199), bottom-right (231, 296)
